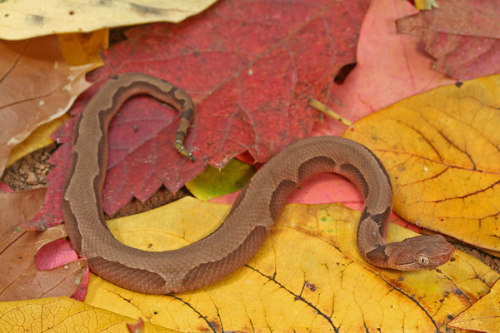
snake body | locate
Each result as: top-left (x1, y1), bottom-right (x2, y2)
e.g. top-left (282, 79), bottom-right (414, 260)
top-left (63, 73), bottom-right (454, 294)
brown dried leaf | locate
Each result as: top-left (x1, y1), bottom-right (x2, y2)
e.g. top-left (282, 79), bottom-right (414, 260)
top-left (0, 190), bottom-right (86, 301)
top-left (0, 189), bottom-right (45, 252)
top-left (0, 36), bottom-right (93, 176)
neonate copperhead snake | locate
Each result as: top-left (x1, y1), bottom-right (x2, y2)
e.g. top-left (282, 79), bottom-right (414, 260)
top-left (63, 73), bottom-right (455, 294)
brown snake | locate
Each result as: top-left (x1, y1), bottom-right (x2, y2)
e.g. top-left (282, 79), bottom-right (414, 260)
top-left (63, 73), bottom-right (455, 294)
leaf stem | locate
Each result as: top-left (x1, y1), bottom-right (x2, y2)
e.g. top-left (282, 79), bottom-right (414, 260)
top-left (308, 98), bottom-right (353, 127)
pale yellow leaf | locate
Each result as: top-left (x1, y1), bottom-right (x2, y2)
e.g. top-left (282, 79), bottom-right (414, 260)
top-left (0, 0), bottom-right (217, 40)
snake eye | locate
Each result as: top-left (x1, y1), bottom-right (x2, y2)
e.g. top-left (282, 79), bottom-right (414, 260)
top-left (418, 255), bottom-right (430, 266)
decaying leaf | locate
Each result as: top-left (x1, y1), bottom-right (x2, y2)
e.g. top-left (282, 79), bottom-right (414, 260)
top-left (0, 0), bottom-right (217, 40)
top-left (81, 197), bottom-right (497, 331)
top-left (0, 36), bottom-right (93, 176)
top-left (344, 75), bottom-right (500, 252)
top-left (0, 189), bottom-right (85, 301)
top-left (0, 189), bottom-right (46, 253)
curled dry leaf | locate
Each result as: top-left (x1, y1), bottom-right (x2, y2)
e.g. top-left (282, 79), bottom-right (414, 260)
top-left (343, 75), bottom-right (500, 252)
top-left (0, 0), bottom-right (217, 40)
top-left (81, 197), bottom-right (498, 332)
top-left (0, 36), bottom-right (93, 176)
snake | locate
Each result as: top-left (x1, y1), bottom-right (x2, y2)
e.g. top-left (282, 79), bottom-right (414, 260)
top-left (63, 73), bottom-right (455, 294)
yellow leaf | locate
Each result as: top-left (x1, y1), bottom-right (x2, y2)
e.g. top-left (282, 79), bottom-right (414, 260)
top-left (6, 115), bottom-right (68, 168)
top-left (186, 159), bottom-right (255, 201)
top-left (343, 75), bottom-right (500, 252)
top-left (448, 278), bottom-right (500, 332)
top-left (83, 197), bottom-right (498, 331)
top-left (0, 0), bottom-right (217, 41)
top-left (414, 0), bottom-right (439, 10)
top-left (0, 297), bottom-right (171, 332)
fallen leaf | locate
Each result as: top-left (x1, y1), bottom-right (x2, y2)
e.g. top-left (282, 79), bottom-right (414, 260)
top-left (448, 278), bottom-right (500, 332)
top-left (0, 36), bottom-right (93, 176)
top-left (396, 0), bottom-right (500, 80)
top-left (0, 0), bottom-right (217, 40)
top-left (186, 159), bottom-right (255, 200)
top-left (30, 0), bottom-right (371, 232)
top-left (58, 30), bottom-right (109, 67)
top-left (313, 0), bottom-right (454, 137)
top-left (0, 189), bottom-right (86, 301)
top-left (6, 115), bottom-right (67, 168)
top-left (343, 75), bottom-right (500, 252)
top-left (126, 318), bottom-right (145, 333)
top-left (82, 197), bottom-right (498, 331)
top-left (0, 230), bottom-right (85, 301)
top-left (0, 297), bottom-right (170, 332)
top-left (414, 0), bottom-right (439, 10)
top-left (0, 189), bottom-right (46, 253)
top-left (34, 236), bottom-right (90, 301)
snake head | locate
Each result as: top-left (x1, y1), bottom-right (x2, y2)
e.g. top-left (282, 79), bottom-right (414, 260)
top-left (385, 234), bottom-right (455, 271)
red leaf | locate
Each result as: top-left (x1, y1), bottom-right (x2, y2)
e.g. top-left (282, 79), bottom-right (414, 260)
top-left (33, 0), bottom-right (370, 226)
top-left (396, 0), bottom-right (500, 80)
top-left (313, 0), bottom-right (454, 137)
